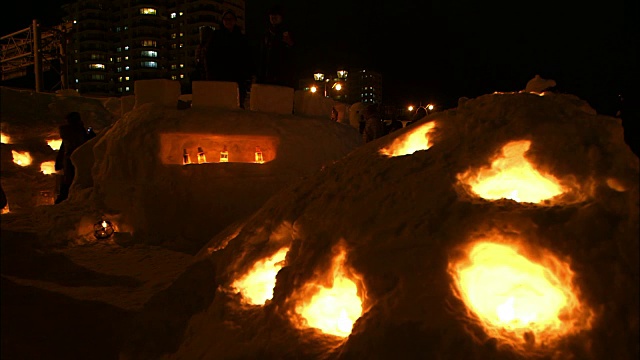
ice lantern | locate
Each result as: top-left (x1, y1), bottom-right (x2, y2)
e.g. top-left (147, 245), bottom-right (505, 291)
top-left (255, 146), bottom-right (264, 164)
top-left (197, 147), bottom-right (207, 164)
top-left (182, 148), bottom-right (191, 165)
top-left (220, 145), bottom-right (229, 163)
top-left (93, 220), bottom-right (115, 239)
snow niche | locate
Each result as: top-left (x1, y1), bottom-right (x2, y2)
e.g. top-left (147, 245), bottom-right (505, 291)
top-left (32, 101), bottom-right (362, 252)
top-left (120, 91), bottom-right (638, 360)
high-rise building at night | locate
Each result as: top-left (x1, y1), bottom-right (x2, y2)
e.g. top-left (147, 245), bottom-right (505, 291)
top-left (62, 0), bottom-right (245, 96)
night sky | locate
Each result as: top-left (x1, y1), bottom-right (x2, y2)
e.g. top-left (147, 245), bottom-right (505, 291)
top-left (1, 0), bottom-right (636, 114)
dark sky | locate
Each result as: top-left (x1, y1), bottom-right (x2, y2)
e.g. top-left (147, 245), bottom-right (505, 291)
top-left (2, 0), bottom-right (636, 113)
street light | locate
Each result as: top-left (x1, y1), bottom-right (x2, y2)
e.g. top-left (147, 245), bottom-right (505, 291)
top-left (408, 105), bottom-right (414, 112)
top-left (314, 73), bottom-right (325, 81)
top-left (310, 85), bottom-right (317, 93)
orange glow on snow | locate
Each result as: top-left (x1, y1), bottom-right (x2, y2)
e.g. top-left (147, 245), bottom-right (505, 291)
top-left (47, 139), bottom-right (62, 151)
top-left (380, 121), bottom-right (436, 157)
top-left (232, 247), bottom-right (290, 305)
top-left (292, 246), bottom-right (364, 337)
top-left (40, 161), bottom-right (56, 175)
top-left (12, 150), bottom-right (32, 166)
top-left (457, 140), bottom-right (565, 203)
top-left (1, 132), bottom-right (11, 144)
top-left (1, 204), bottom-right (9, 214)
top-left (449, 240), bottom-right (593, 351)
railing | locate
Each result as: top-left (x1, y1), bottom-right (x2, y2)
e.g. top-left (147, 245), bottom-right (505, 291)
top-left (1, 20), bottom-right (72, 91)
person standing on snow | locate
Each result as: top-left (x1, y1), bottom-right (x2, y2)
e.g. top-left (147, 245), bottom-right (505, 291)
top-left (257, 5), bottom-right (296, 88)
top-left (362, 105), bottom-right (385, 143)
top-left (54, 112), bottom-right (93, 204)
top-left (205, 10), bottom-right (252, 108)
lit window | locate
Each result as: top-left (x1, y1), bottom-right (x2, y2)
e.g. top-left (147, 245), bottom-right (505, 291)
top-left (90, 54), bottom-right (101, 60)
top-left (125, 66), bottom-right (130, 70)
top-left (171, 75), bottom-right (177, 80)
top-left (109, 57), bottom-right (113, 62)
top-left (141, 40), bottom-right (156, 47)
top-left (124, 56), bottom-right (129, 60)
top-left (141, 50), bottom-right (158, 57)
top-left (118, 76), bottom-right (123, 82)
top-left (89, 63), bottom-right (105, 69)
top-left (179, 43), bottom-right (183, 48)
top-left (141, 61), bottom-right (158, 68)
top-left (180, 74), bottom-right (184, 78)
top-left (140, 8), bottom-right (157, 15)
top-left (75, 79), bottom-right (79, 83)
top-left (179, 64), bottom-right (184, 68)
top-left (179, 12), bottom-right (183, 16)
top-left (116, 27), bottom-right (121, 32)
top-left (125, 76), bottom-right (130, 81)
top-left (74, 59), bottom-right (78, 63)
top-left (117, 67), bottom-right (122, 72)
top-left (116, 47), bottom-right (122, 52)
top-left (171, 12), bottom-right (176, 18)
top-left (171, 44), bottom-right (177, 49)
top-left (171, 64), bottom-right (177, 70)
top-left (125, 86), bottom-right (130, 91)
top-left (91, 74), bottom-right (105, 80)
top-left (116, 57), bottom-right (121, 62)
top-left (118, 87), bottom-right (123, 92)
top-left (124, 46), bottom-right (129, 50)
top-left (171, 33), bottom-right (177, 39)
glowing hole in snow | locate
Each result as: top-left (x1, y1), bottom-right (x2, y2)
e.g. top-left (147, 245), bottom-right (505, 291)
top-left (1, 132), bottom-right (11, 144)
top-left (40, 161), bottom-right (56, 175)
top-left (449, 241), bottom-right (593, 351)
top-left (457, 140), bottom-right (565, 203)
top-left (1, 204), bottom-right (9, 214)
top-left (380, 121), bottom-right (436, 157)
top-left (47, 139), bottom-right (62, 151)
top-left (232, 247), bottom-right (289, 305)
top-left (12, 150), bottom-right (32, 166)
top-left (293, 247), bottom-right (363, 337)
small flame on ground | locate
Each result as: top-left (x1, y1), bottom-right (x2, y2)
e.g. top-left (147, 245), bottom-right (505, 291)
top-left (232, 247), bottom-right (289, 305)
top-left (1, 132), bottom-right (11, 144)
top-left (380, 121), bottom-right (436, 157)
top-left (1, 204), bottom-right (9, 214)
top-left (47, 139), bottom-right (62, 151)
top-left (457, 140), bottom-right (565, 203)
top-left (293, 248), bottom-right (363, 337)
top-left (12, 150), bottom-right (32, 166)
top-left (449, 240), bottom-right (592, 351)
top-left (40, 161), bottom-right (56, 175)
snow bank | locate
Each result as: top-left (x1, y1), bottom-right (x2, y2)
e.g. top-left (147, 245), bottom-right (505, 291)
top-left (121, 91), bottom-right (638, 359)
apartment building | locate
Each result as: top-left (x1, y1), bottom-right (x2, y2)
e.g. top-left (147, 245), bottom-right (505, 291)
top-left (63, 0), bottom-right (245, 96)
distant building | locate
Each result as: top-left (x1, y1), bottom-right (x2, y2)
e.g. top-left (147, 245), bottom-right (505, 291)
top-left (347, 68), bottom-right (382, 105)
top-left (62, 0), bottom-right (245, 96)
top-left (298, 68), bottom-right (382, 105)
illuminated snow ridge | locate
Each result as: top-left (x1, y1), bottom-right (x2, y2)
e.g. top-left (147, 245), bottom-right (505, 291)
top-left (11, 150), bottom-right (32, 166)
top-left (449, 239), bottom-right (593, 352)
top-left (292, 246), bottom-right (364, 337)
top-left (47, 139), bottom-right (62, 151)
top-left (380, 121), bottom-right (436, 157)
top-left (232, 247), bottom-right (290, 305)
top-left (457, 140), bottom-right (565, 203)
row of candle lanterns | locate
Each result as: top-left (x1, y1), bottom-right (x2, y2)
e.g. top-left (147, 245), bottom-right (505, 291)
top-left (182, 146), bottom-right (265, 165)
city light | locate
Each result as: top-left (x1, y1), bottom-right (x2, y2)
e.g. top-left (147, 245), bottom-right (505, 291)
top-left (408, 105), bottom-right (414, 112)
top-left (310, 85), bottom-right (317, 93)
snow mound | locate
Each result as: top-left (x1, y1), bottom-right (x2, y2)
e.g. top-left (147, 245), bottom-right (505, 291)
top-left (32, 102), bottom-right (362, 253)
top-left (121, 91), bottom-right (638, 359)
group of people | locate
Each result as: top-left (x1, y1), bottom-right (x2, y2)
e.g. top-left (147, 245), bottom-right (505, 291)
top-left (194, 5), bottom-right (296, 108)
